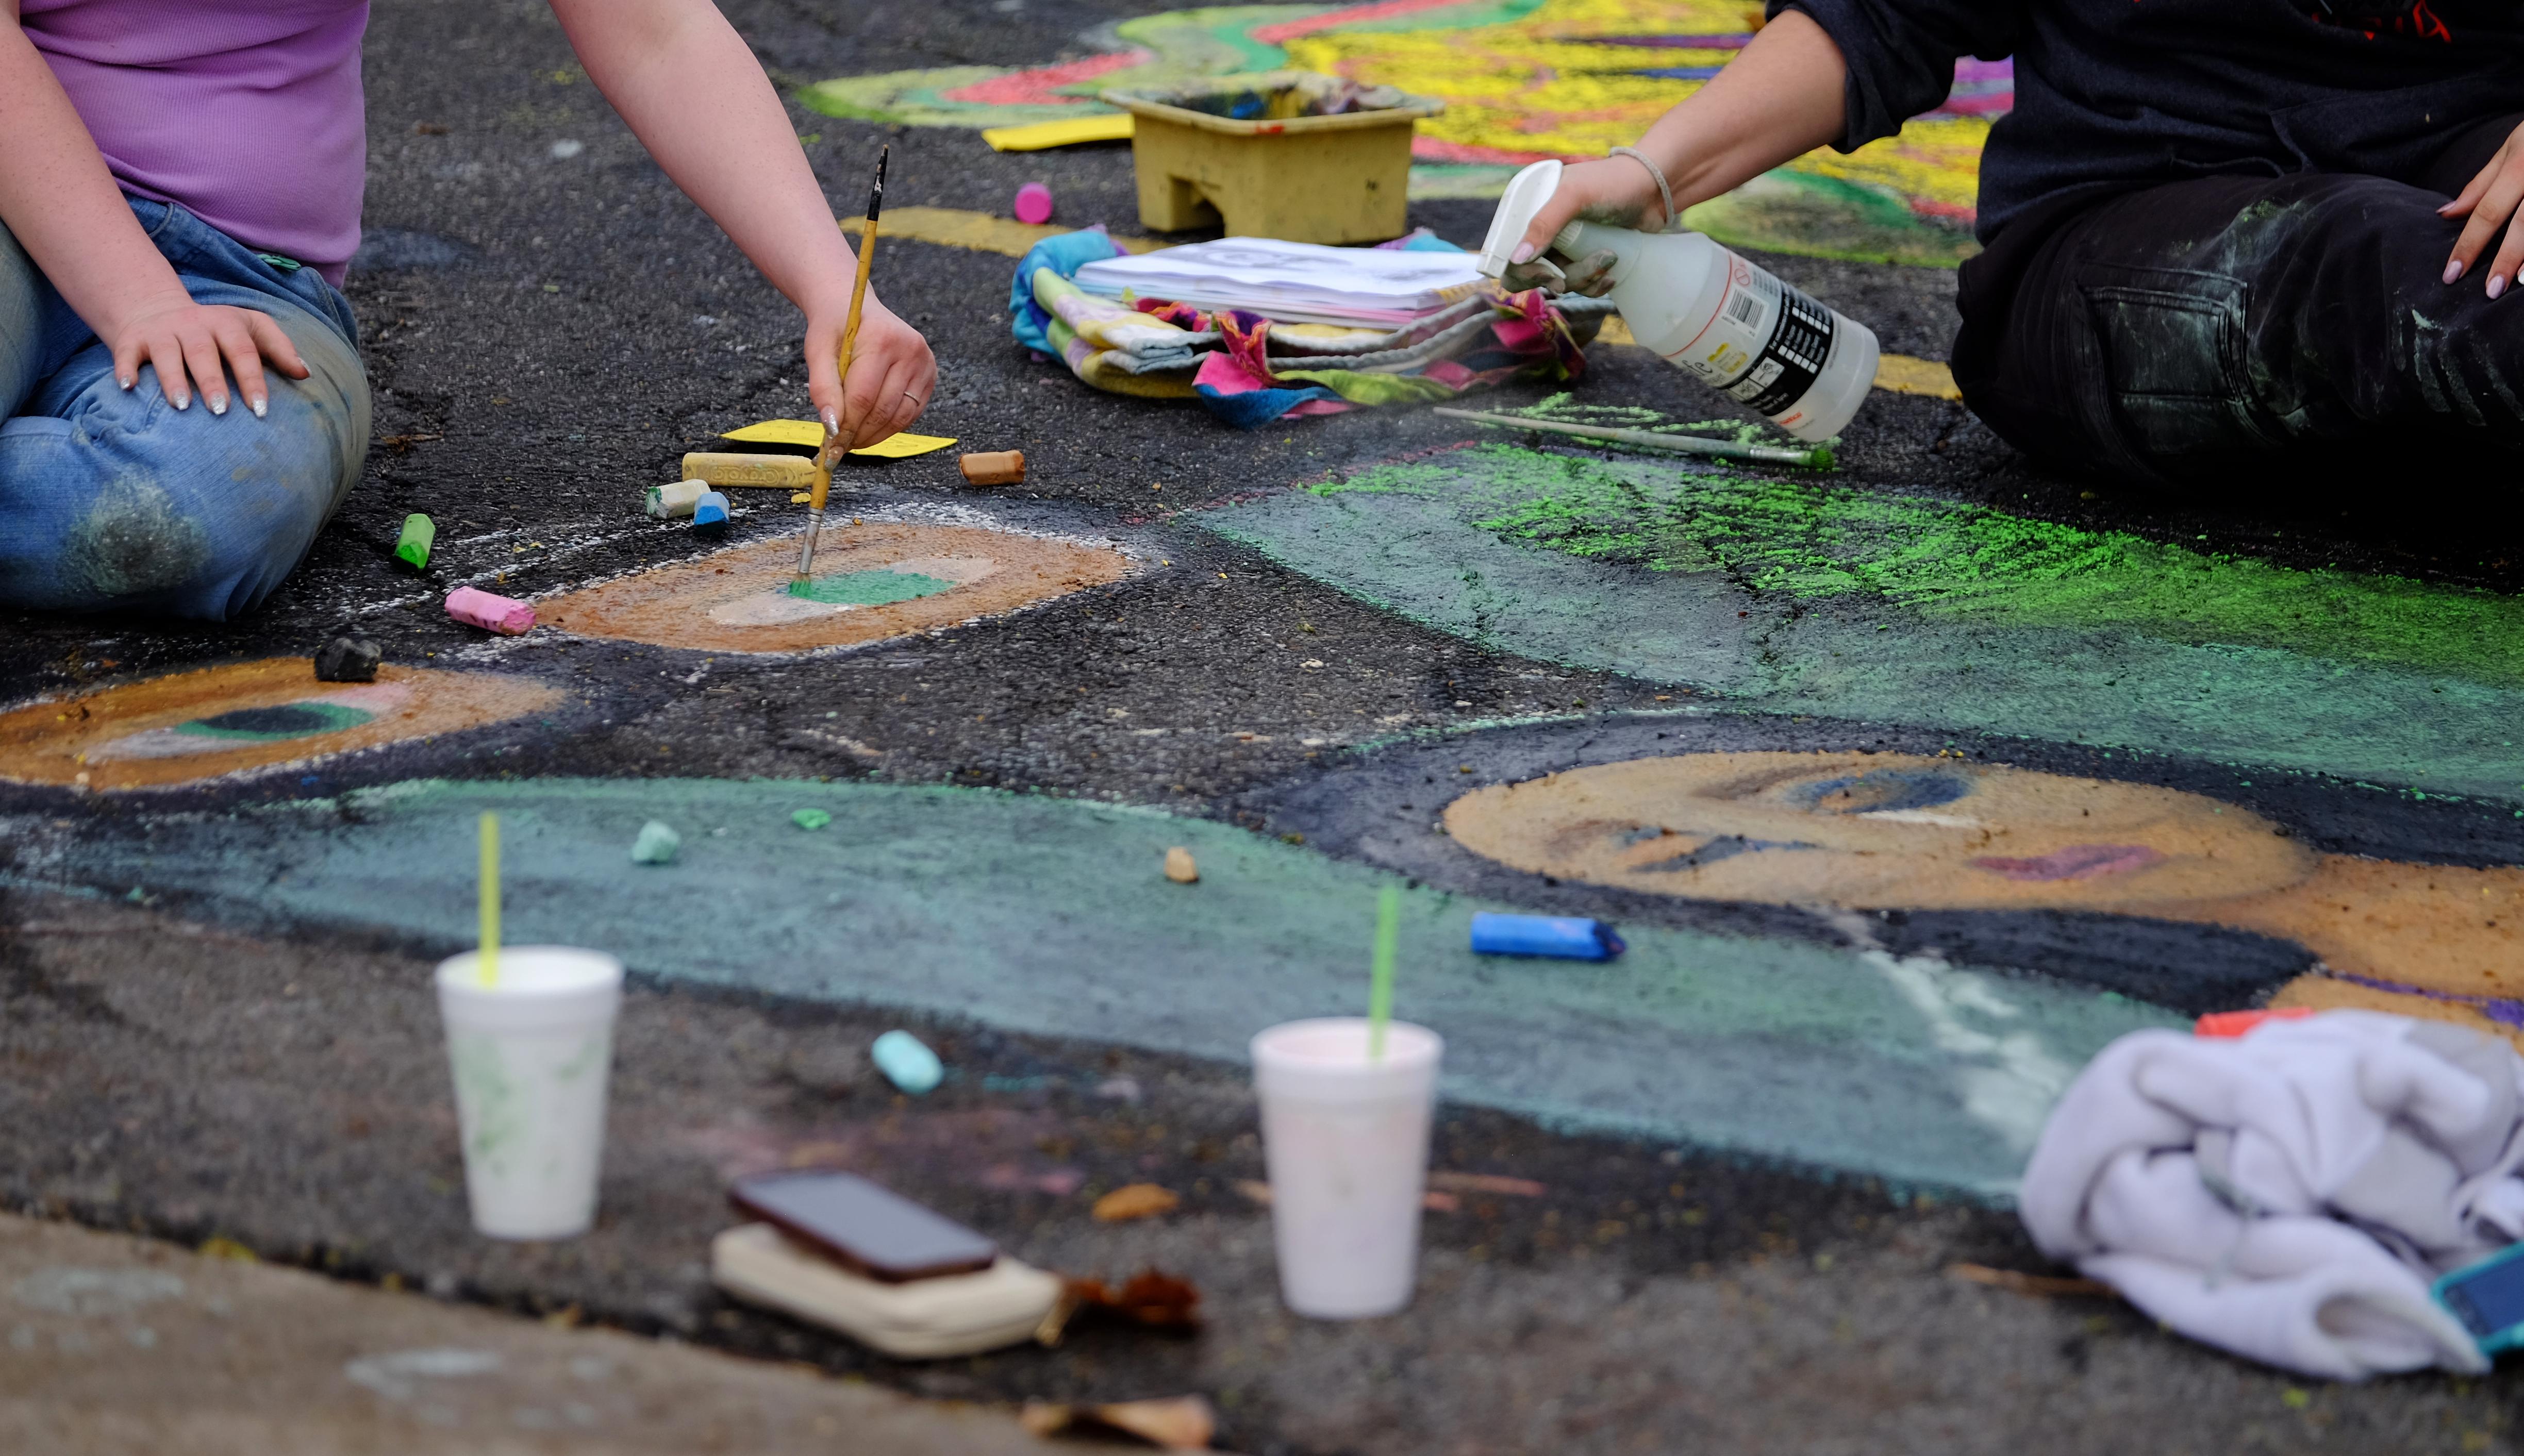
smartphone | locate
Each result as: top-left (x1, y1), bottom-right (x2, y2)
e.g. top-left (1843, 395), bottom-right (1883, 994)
top-left (2433, 1242), bottom-right (2524, 1357)
top-left (728, 1170), bottom-right (998, 1284)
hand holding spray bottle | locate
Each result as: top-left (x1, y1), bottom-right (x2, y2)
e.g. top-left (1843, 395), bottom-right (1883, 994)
top-left (1475, 158), bottom-right (1879, 443)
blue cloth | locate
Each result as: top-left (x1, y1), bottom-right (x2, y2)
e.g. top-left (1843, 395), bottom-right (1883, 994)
top-left (1193, 381), bottom-right (1340, 428)
top-left (1008, 226), bottom-right (1128, 357)
top-left (0, 197), bottom-right (369, 621)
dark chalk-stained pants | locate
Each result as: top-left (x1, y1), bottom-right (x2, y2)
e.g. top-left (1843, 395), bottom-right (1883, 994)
top-left (1953, 116), bottom-right (2524, 491)
top-left (0, 198), bottom-right (368, 621)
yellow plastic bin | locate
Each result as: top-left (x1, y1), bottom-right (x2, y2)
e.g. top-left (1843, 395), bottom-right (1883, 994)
top-left (1102, 72), bottom-right (1443, 245)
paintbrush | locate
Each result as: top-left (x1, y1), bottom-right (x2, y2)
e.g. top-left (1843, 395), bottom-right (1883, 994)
top-left (794, 144), bottom-right (890, 595)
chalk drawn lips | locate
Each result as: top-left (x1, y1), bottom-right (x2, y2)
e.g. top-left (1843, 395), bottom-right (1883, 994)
top-left (1969, 844), bottom-right (2166, 882)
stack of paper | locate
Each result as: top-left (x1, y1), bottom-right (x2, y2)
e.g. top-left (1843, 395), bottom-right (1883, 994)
top-left (1072, 237), bottom-right (1487, 327)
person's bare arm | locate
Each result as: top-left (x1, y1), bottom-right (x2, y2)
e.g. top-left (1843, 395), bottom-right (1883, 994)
top-left (1514, 11), bottom-right (1849, 267)
top-left (0, 1), bottom-right (306, 416)
top-left (547, 0), bottom-right (936, 446)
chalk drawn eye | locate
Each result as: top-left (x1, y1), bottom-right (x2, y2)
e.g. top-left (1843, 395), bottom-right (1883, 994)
top-left (1970, 844), bottom-right (2164, 882)
top-left (88, 683), bottom-right (411, 762)
top-left (709, 564), bottom-right (967, 626)
top-left (1786, 767), bottom-right (1972, 816)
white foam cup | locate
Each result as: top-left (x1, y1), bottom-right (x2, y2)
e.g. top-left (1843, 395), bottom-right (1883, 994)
top-left (435, 947), bottom-right (624, 1241)
top-left (1251, 1017), bottom-right (1444, 1319)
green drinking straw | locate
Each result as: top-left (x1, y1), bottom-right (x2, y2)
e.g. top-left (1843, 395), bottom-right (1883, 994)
top-left (1368, 884), bottom-right (1400, 1060)
top-left (478, 811), bottom-right (501, 987)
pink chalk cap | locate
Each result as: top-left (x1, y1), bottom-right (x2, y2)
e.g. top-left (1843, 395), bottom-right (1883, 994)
top-left (445, 585), bottom-right (536, 635)
top-left (1014, 182), bottom-right (1054, 226)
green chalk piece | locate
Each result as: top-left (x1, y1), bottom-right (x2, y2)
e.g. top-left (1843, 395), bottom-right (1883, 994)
top-left (631, 819), bottom-right (680, 865)
top-left (792, 808), bottom-right (833, 831)
top-left (394, 513), bottom-right (436, 570)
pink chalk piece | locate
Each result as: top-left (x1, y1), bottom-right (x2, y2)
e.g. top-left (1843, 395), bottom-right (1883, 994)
top-left (1013, 181), bottom-right (1055, 226)
top-left (444, 585), bottom-right (536, 635)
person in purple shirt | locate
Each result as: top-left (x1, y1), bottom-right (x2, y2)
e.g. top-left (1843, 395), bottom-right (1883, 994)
top-left (1506, 2), bottom-right (2524, 496)
top-left (0, 0), bottom-right (935, 620)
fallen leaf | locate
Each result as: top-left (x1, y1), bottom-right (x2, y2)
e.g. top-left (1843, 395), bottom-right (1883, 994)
top-left (1094, 1183), bottom-right (1180, 1222)
top-left (1049, 1268), bottom-right (1203, 1338)
top-left (1021, 1395), bottom-right (1216, 1449)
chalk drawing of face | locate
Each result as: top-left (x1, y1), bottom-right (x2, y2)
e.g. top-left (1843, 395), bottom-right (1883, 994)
top-left (1444, 750), bottom-right (2524, 1039)
top-left (1444, 751), bottom-right (2314, 913)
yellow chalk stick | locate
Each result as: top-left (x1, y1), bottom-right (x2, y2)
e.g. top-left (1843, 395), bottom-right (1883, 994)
top-left (982, 114), bottom-right (1133, 152)
top-left (682, 451), bottom-right (821, 489)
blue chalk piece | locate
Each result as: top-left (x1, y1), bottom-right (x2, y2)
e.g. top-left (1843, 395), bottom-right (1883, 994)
top-left (1469, 912), bottom-right (1625, 961)
top-left (692, 490), bottom-right (730, 536)
top-left (871, 1029), bottom-right (943, 1095)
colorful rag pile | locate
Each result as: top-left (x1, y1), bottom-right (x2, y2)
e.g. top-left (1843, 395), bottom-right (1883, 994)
top-left (1007, 226), bottom-right (1610, 428)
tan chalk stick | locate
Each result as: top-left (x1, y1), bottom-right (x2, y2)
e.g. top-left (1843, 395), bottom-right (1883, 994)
top-left (682, 451), bottom-right (822, 490)
top-left (958, 450), bottom-right (1026, 486)
top-left (1164, 846), bottom-right (1198, 883)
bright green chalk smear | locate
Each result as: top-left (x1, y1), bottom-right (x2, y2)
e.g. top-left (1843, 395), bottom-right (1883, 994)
top-left (1338, 446), bottom-right (2524, 686)
top-left (786, 568), bottom-right (955, 605)
top-left (1200, 445), bottom-right (2524, 796)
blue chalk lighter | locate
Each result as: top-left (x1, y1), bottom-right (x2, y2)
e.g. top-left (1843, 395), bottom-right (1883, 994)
top-left (1470, 912), bottom-right (1625, 960)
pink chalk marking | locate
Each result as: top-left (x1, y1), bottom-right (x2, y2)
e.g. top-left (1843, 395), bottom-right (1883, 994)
top-left (1250, 0), bottom-right (1479, 44)
top-left (445, 585), bottom-right (536, 635)
top-left (2194, 1008), bottom-right (2317, 1039)
top-left (1969, 844), bottom-right (2164, 882)
top-left (941, 49), bottom-right (1148, 107)
top-left (1014, 181), bottom-right (1055, 225)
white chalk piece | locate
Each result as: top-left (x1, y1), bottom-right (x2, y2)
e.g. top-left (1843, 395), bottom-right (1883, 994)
top-left (711, 1224), bottom-right (1060, 1359)
top-left (630, 820), bottom-right (680, 865)
top-left (645, 479), bottom-right (708, 520)
top-left (872, 1029), bottom-right (943, 1095)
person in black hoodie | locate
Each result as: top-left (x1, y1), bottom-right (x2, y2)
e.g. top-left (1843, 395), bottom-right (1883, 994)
top-left (1507, 1), bottom-right (2524, 490)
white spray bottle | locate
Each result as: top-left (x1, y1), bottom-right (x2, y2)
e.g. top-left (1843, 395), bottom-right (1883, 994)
top-left (1476, 159), bottom-right (1879, 443)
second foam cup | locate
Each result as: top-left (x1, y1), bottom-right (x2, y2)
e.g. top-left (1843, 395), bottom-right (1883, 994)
top-left (435, 947), bottom-right (624, 1241)
top-left (1251, 1016), bottom-right (1444, 1318)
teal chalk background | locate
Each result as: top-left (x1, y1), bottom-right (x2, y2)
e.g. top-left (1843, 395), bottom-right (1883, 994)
top-left (28, 778), bottom-right (2177, 1199)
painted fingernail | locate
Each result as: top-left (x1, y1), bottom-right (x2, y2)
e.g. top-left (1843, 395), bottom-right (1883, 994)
top-left (210, 396), bottom-right (228, 416)
top-left (250, 396), bottom-right (267, 419)
top-left (171, 392), bottom-right (189, 410)
top-left (117, 375), bottom-right (133, 390)
top-left (2445, 259), bottom-right (2466, 284)
top-left (1510, 242), bottom-right (1538, 264)
top-left (2493, 275), bottom-right (2509, 300)
top-left (821, 406), bottom-right (839, 433)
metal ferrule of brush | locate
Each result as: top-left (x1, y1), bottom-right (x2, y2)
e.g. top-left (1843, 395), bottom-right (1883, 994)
top-left (794, 506), bottom-right (827, 584)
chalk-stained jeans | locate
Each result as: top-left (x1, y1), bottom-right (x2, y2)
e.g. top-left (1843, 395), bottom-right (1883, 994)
top-left (0, 198), bottom-right (368, 621)
top-left (1953, 116), bottom-right (2524, 491)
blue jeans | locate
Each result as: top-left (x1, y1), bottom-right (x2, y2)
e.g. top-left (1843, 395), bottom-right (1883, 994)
top-left (0, 198), bottom-right (369, 621)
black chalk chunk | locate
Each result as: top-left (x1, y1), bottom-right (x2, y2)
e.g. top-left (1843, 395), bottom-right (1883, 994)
top-left (313, 635), bottom-right (383, 683)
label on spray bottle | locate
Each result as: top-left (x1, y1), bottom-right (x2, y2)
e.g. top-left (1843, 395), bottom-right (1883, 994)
top-left (1664, 254), bottom-right (1838, 419)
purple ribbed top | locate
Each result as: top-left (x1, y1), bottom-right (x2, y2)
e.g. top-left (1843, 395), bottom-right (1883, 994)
top-left (23, 0), bottom-right (371, 284)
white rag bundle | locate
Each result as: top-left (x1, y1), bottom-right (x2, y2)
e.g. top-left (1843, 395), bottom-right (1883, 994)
top-left (2021, 1010), bottom-right (2524, 1379)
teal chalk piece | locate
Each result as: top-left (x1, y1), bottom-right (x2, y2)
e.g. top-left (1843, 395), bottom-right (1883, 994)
top-left (871, 1029), bottom-right (943, 1095)
top-left (792, 808), bottom-right (834, 831)
top-left (630, 819), bottom-right (681, 865)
